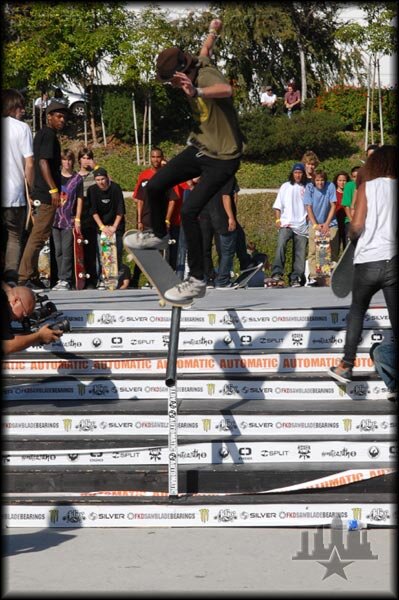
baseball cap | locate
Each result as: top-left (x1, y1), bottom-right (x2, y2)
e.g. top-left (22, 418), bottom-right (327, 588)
top-left (156, 47), bottom-right (196, 82)
top-left (292, 162), bottom-right (305, 172)
top-left (93, 167), bottom-right (108, 178)
top-left (45, 99), bottom-right (70, 116)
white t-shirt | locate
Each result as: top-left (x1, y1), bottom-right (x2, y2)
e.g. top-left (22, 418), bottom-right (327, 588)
top-left (260, 92), bottom-right (277, 106)
top-left (273, 181), bottom-right (308, 236)
top-left (3, 116), bottom-right (33, 207)
top-left (354, 177), bottom-right (397, 264)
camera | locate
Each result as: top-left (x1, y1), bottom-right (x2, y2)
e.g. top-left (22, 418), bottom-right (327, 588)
top-left (20, 293), bottom-right (71, 333)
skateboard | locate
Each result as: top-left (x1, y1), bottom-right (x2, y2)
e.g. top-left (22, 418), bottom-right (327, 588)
top-left (331, 241), bottom-right (355, 298)
top-left (264, 277), bottom-right (287, 288)
top-left (123, 229), bottom-right (193, 308)
top-left (231, 261), bottom-right (264, 288)
top-left (315, 230), bottom-right (332, 286)
top-left (99, 232), bottom-right (119, 290)
top-left (73, 229), bottom-right (90, 290)
top-left (38, 238), bottom-right (51, 288)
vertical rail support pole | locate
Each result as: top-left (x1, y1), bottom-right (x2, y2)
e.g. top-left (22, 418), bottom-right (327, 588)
top-left (165, 306), bottom-right (181, 498)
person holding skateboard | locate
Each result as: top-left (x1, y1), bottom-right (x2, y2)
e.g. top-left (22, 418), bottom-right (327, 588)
top-left (125, 18), bottom-right (245, 303)
top-left (52, 149), bottom-right (82, 290)
top-left (88, 167), bottom-right (126, 288)
top-left (329, 145), bottom-right (397, 386)
top-left (303, 169), bottom-right (339, 286)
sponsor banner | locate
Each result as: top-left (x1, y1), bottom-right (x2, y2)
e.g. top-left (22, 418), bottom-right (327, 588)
top-left (2, 503), bottom-right (395, 528)
top-left (3, 353), bottom-right (376, 377)
top-left (12, 307), bottom-right (389, 330)
top-left (3, 379), bottom-right (390, 402)
top-left (3, 441), bottom-right (396, 466)
top-left (3, 414), bottom-right (396, 437)
top-left (18, 329), bottom-right (394, 354)
top-left (4, 468), bottom-right (395, 497)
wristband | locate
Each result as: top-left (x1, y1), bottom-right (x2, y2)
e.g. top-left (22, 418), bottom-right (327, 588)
top-left (313, 224), bottom-right (318, 229)
top-left (100, 225), bottom-right (105, 231)
top-left (165, 219), bottom-right (171, 225)
top-left (49, 188), bottom-right (58, 194)
top-left (275, 218), bottom-right (281, 223)
top-left (208, 29), bottom-right (219, 37)
top-left (74, 218), bottom-right (81, 222)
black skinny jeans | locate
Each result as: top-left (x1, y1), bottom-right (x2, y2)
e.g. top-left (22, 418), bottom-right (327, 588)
top-left (146, 146), bottom-right (240, 280)
top-left (343, 256), bottom-right (397, 366)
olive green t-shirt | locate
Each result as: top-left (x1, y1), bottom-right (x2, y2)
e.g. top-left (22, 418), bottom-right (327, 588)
top-left (187, 56), bottom-right (244, 160)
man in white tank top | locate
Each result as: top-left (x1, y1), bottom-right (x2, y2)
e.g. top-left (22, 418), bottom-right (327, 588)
top-left (328, 146), bottom-right (397, 400)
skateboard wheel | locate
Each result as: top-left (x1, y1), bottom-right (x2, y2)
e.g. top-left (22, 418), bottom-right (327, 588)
top-left (33, 200), bottom-right (41, 207)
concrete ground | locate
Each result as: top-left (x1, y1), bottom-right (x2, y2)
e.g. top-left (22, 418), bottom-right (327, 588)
top-left (3, 527), bottom-right (396, 597)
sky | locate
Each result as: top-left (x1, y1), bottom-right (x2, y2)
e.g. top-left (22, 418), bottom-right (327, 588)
top-left (125, 2), bottom-right (397, 87)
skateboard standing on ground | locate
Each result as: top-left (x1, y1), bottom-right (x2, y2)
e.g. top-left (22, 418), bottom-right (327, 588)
top-left (73, 229), bottom-right (90, 290)
top-left (314, 230), bottom-right (332, 286)
top-left (231, 261), bottom-right (264, 289)
top-left (123, 229), bottom-right (193, 308)
top-left (37, 238), bottom-right (51, 288)
top-left (331, 241), bottom-right (355, 298)
top-left (99, 232), bottom-right (119, 290)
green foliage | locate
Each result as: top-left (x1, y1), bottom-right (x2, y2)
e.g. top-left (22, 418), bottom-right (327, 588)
top-left (240, 107), bottom-right (356, 162)
top-left (315, 85), bottom-right (397, 134)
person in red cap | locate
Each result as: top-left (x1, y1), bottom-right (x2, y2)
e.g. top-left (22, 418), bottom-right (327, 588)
top-left (124, 18), bottom-right (245, 303)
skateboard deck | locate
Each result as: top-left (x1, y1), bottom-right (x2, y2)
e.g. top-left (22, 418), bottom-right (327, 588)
top-left (232, 262), bottom-right (264, 288)
top-left (331, 241), bottom-right (355, 298)
top-left (123, 229), bottom-right (192, 307)
top-left (264, 277), bottom-right (287, 288)
top-left (315, 231), bottom-right (332, 286)
top-left (99, 232), bottom-right (119, 290)
top-left (73, 229), bottom-right (90, 290)
top-left (38, 238), bottom-right (51, 288)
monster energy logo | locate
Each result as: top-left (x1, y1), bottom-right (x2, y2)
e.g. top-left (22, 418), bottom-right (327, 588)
top-left (63, 419), bottom-right (73, 432)
top-left (87, 312), bottom-right (95, 325)
top-left (199, 508), bottom-right (210, 523)
top-left (49, 509), bottom-right (59, 524)
top-left (342, 418), bottom-right (352, 432)
top-left (207, 314), bottom-right (216, 326)
top-left (207, 383), bottom-right (215, 396)
top-left (338, 384), bottom-right (346, 397)
top-left (202, 419), bottom-right (212, 432)
top-left (330, 312), bottom-right (339, 324)
top-left (77, 384), bottom-right (85, 396)
top-left (352, 507), bottom-right (362, 521)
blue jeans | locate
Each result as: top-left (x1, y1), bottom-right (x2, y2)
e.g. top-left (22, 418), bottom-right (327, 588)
top-left (343, 257), bottom-right (397, 365)
top-left (370, 342), bottom-right (397, 391)
top-left (272, 227), bottom-right (308, 283)
top-left (215, 231), bottom-right (237, 287)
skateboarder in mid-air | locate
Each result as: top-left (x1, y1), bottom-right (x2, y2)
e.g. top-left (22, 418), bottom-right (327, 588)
top-left (124, 18), bottom-right (245, 303)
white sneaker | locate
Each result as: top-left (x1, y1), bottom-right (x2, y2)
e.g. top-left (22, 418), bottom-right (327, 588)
top-left (124, 230), bottom-right (169, 251)
top-left (52, 280), bottom-right (71, 291)
top-left (164, 276), bottom-right (206, 302)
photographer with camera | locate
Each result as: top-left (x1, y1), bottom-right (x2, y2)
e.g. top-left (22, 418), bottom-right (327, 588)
top-left (1, 284), bottom-right (63, 355)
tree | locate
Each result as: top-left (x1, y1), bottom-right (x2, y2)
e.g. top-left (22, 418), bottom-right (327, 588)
top-left (3, 2), bottom-right (129, 144)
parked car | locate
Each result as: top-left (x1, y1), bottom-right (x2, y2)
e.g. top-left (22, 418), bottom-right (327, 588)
top-left (34, 85), bottom-right (87, 118)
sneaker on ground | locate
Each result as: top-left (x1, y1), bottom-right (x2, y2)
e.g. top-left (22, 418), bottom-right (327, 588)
top-left (124, 230), bottom-right (169, 251)
top-left (328, 361), bottom-right (353, 384)
top-left (97, 281), bottom-right (106, 290)
top-left (272, 273), bottom-right (283, 281)
top-left (386, 389), bottom-right (397, 402)
top-left (307, 277), bottom-right (317, 286)
top-left (291, 280), bottom-right (301, 288)
top-left (164, 276), bottom-right (206, 302)
top-left (52, 280), bottom-right (71, 291)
